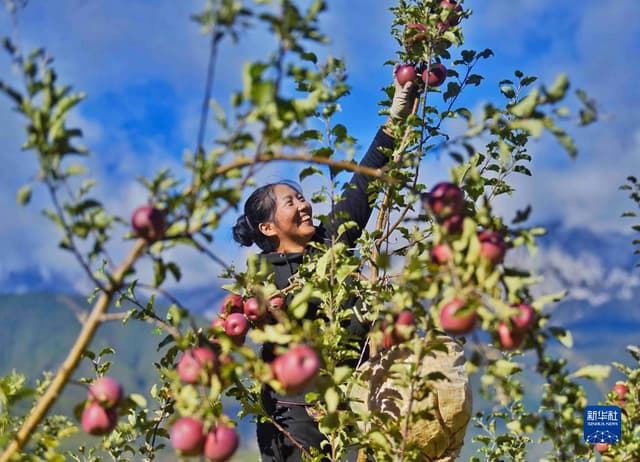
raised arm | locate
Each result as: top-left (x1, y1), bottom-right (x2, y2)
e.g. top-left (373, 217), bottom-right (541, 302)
top-left (326, 72), bottom-right (417, 248)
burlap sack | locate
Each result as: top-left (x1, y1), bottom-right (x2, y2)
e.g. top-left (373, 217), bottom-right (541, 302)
top-left (349, 334), bottom-right (472, 461)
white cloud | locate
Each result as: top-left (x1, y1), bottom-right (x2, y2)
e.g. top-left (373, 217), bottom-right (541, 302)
top-left (508, 242), bottom-right (640, 310)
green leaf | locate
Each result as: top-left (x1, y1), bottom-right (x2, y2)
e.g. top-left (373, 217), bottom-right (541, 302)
top-left (509, 119), bottom-right (544, 138)
top-left (16, 184), bottom-right (32, 205)
top-left (443, 81), bottom-right (461, 102)
top-left (549, 326), bottom-right (573, 348)
top-left (571, 365), bottom-right (611, 382)
top-left (325, 386), bottom-right (340, 413)
top-left (510, 88), bottom-right (539, 117)
top-left (461, 49), bottom-right (476, 63)
top-left (467, 74), bottom-right (483, 86)
top-left (299, 166), bottom-right (322, 181)
top-left (545, 73), bottom-right (569, 102)
top-left (300, 52), bottom-right (317, 63)
top-left (513, 165), bottom-right (532, 176)
top-left (290, 285), bottom-right (313, 319)
top-left (153, 259), bottom-right (166, 287)
top-left (64, 164), bottom-right (87, 176)
top-left (167, 262), bottom-right (182, 282)
top-left (333, 366), bottom-right (352, 385)
top-left (98, 347), bottom-right (115, 357)
top-left (500, 86), bottom-right (515, 99)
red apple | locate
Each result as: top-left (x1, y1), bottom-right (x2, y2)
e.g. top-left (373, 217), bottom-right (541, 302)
top-left (424, 182), bottom-right (464, 221)
top-left (511, 303), bottom-right (535, 333)
top-left (221, 293), bottom-right (244, 315)
top-left (431, 243), bottom-right (453, 265)
top-left (224, 312), bottom-right (250, 345)
top-left (131, 205), bottom-right (167, 242)
top-left (243, 297), bottom-right (265, 322)
top-left (382, 321), bottom-right (396, 350)
top-left (268, 296), bottom-right (285, 312)
top-left (442, 214), bottom-right (464, 236)
top-left (81, 402), bottom-right (118, 436)
top-left (170, 417), bottom-right (205, 456)
top-left (394, 310), bottom-right (416, 341)
top-left (272, 345), bottom-right (320, 394)
top-left (594, 442), bottom-right (609, 453)
top-left (211, 315), bottom-right (227, 333)
top-left (204, 423), bottom-right (240, 462)
top-left (440, 299), bottom-right (477, 335)
top-left (612, 382), bottom-right (628, 404)
top-left (422, 63), bottom-right (447, 87)
top-left (404, 23), bottom-right (427, 53)
top-left (440, 0), bottom-right (463, 27)
top-left (496, 321), bottom-right (525, 350)
top-left (478, 230), bottom-right (507, 266)
top-left (177, 347), bottom-right (218, 384)
top-left (396, 64), bottom-right (417, 86)
top-left (87, 376), bottom-right (123, 408)
top-left (383, 310), bottom-right (417, 348)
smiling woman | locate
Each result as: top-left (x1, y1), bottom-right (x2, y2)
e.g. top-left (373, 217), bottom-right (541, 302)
top-left (230, 75), bottom-right (418, 461)
top-left (232, 181), bottom-right (316, 254)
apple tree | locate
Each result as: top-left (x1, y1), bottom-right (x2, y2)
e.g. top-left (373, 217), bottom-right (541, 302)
top-left (1, 0), bottom-right (637, 461)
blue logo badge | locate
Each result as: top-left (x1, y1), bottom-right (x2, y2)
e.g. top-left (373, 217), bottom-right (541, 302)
top-left (584, 406), bottom-right (622, 444)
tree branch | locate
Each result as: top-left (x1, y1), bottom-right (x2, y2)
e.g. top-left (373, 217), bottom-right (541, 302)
top-left (0, 238), bottom-right (147, 462)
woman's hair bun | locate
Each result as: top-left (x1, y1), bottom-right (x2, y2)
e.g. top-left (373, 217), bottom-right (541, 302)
top-left (232, 215), bottom-right (255, 247)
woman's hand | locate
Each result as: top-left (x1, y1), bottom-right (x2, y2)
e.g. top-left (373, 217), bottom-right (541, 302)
top-left (389, 64), bottom-right (419, 121)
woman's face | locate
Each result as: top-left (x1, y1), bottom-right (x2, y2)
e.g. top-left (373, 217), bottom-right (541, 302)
top-left (259, 184), bottom-right (315, 253)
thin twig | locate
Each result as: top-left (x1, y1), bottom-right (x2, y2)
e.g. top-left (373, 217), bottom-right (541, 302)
top-left (269, 416), bottom-right (313, 459)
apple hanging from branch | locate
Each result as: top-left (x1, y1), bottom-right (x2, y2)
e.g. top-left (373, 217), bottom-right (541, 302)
top-left (220, 293), bottom-right (244, 316)
top-left (170, 417), bottom-right (205, 457)
top-left (422, 63), bottom-right (447, 87)
top-left (271, 344), bottom-right (321, 394)
top-left (382, 310), bottom-right (417, 349)
top-left (131, 205), bottom-right (167, 242)
top-left (224, 312), bottom-right (250, 345)
top-left (478, 230), bottom-right (507, 266)
top-left (204, 423), bottom-right (240, 462)
top-left (243, 297), bottom-right (266, 322)
top-left (439, 0), bottom-right (463, 29)
top-left (87, 376), bottom-right (123, 408)
top-left (176, 347), bottom-right (218, 384)
top-left (439, 298), bottom-right (477, 335)
top-left (423, 182), bottom-right (464, 221)
top-left (81, 402), bottom-right (118, 436)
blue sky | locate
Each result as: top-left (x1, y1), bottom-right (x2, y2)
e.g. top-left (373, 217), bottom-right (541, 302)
top-left (0, 0), bottom-right (639, 296)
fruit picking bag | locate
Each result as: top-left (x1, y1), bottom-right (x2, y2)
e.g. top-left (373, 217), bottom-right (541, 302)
top-left (349, 334), bottom-right (472, 461)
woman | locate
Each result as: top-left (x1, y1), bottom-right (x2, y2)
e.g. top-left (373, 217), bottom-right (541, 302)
top-left (232, 73), bottom-right (417, 462)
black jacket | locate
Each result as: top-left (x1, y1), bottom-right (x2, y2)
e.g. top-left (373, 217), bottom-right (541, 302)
top-left (261, 128), bottom-right (395, 404)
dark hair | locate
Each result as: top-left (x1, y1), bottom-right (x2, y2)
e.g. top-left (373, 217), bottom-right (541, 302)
top-left (232, 181), bottom-right (302, 252)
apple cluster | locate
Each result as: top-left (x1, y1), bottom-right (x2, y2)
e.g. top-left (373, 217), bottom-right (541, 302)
top-left (396, 1), bottom-right (465, 91)
top-left (423, 181), bottom-right (537, 350)
top-left (170, 416), bottom-right (239, 461)
top-left (396, 62), bottom-right (447, 89)
top-left (81, 376), bottom-right (123, 436)
top-left (592, 381), bottom-right (636, 455)
top-left (210, 293), bottom-right (284, 346)
top-left (171, 343), bottom-right (238, 459)
top-left (210, 293), bottom-right (321, 395)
